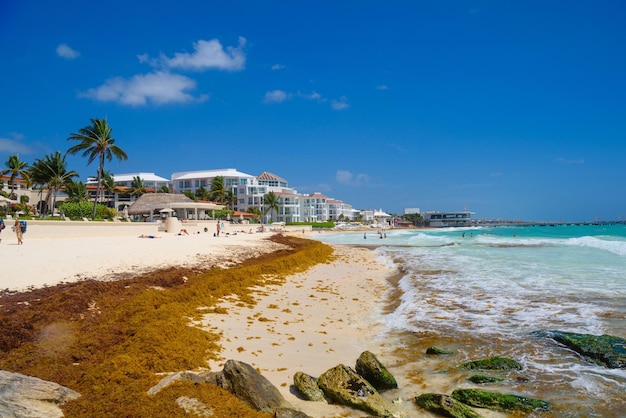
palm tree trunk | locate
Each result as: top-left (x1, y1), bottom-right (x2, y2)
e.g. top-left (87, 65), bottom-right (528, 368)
top-left (92, 155), bottom-right (104, 219)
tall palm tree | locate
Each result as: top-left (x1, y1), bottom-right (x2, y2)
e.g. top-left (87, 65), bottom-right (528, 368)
top-left (29, 151), bottom-right (79, 215)
top-left (263, 191), bottom-right (280, 223)
top-left (1, 154), bottom-right (30, 199)
top-left (66, 118), bottom-right (128, 219)
top-left (128, 176), bottom-right (148, 197)
top-left (209, 176), bottom-right (227, 203)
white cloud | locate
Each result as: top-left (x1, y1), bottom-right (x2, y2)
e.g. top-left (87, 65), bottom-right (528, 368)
top-left (271, 64), bottom-right (285, 70)
top-left (336, 170), bottom-right (369, 186)
top-left (263, 89), bottom-right (347, 110)
top-left (0, 133), bottom-right (34, 154)
top-left (56, 43), bottom-right (80, 59)
top-left (79, 71), bottom-right (207, 106)
top-left (160, 37), bottom-right (246, 71)
top-left (298, 91), bottom-right (326, 103)
top-left (263, 90), bottom-right (289, 103)
top-left (331, 96), bottom-right (350, 111)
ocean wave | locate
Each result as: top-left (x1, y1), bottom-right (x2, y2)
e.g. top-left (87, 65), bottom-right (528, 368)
top-left (565, 235), bottom-right (626, 256)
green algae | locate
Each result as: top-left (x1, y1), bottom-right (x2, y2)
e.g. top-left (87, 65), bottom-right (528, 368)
top-left (426, 346), bottom-right (454, 355)
top-left (415, 393), bottom-right (483, 418)
top-left (467, 374), bottom-right (504, 384)
top-left (537, 330), bottom-right (626, 368)
top-left (451, 388), bottom-right (551, 412)
top-left (458, 356), bottom-right (522, 371)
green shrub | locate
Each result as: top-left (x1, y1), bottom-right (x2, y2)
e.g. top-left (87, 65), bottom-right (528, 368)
top-left (59, 202), bottom-right (116, 220)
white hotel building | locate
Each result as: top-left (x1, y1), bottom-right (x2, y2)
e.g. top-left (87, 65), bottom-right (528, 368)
top-left (170, 168), bottom-right (357, 223)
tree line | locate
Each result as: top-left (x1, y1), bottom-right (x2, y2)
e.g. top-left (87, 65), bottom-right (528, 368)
top-left (1, 117), bottom-right (280, 222)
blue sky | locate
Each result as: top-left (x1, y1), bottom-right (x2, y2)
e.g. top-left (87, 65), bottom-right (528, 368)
top-left (1, 1), bottom-right (625, 222)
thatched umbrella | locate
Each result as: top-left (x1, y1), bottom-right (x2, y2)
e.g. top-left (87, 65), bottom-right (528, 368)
top-left (128, 193), bottom-right (194, 219)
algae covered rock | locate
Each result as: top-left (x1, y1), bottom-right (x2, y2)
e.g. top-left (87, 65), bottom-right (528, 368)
top-left (293, 371), bottom-right (326, 402)
top-left (317, 364), bottom-right (398, 417)
top-left (451, 388), bottom-right (551, 412)
top-left (467, 374), bottom-right (504, 384)
top-left (221, 359), bottom-right (293, 413)
top-left (537, 330), bottom-right (626, 368)
top-left (459, 356), bottom-right (522, 371)
top-left (415, 393), bottom-right (483, 418)
top-left (355, 350), bottom-right (398, 390)
top-left (426, 346), bottom-right (455, 355)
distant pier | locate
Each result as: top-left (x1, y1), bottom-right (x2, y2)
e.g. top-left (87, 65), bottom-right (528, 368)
top-left (473, 220), bottom-right (626, 227)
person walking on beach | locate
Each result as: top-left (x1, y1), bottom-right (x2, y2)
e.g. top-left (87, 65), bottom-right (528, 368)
top-left (14, 219), bottom-right (23, 245)
top-left (216, 220), bottom-right (221, 237)
top-left (0, 217), bottom-right (5, 243)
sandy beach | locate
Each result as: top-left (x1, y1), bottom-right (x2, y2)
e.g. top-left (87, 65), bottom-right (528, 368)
top-left (0, 220), bottom-right (410, 417)
top-left (0, 220), bottom-right (284, 293)
top-left (202, 244), bottom-right (400, 417)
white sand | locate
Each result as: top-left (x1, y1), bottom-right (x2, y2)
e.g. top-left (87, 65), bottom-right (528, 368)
top-left (201, 245), bottom-right (413, 417)
top-left (0, 220), bottom-right (280, 292)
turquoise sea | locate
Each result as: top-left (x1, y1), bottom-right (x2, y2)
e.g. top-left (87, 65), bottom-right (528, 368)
top-left (314, 224), bottom-right (626, 417)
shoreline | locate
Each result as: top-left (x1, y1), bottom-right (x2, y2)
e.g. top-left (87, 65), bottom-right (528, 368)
top-left (202, 244), bottom-right (402, 416)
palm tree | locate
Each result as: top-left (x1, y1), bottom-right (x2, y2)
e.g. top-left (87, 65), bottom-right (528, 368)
top-left (100, 169), bottom-right (122, 198)
top-left (246, 206), bottom-right (264, 224)
top-left (66, 118), bottom-right (128, 219)
top-left (224, 190), bottom-right (237, 211)
top-left (128, 176), bottom-right (148, 197)
top-left (263, 191), bottom-right (280, 223)
top-left (183, 190), bottom-right (197, 201)
top-left (209, 176), bottom-right (227, 203)
top-left (1, 154), bottom-right (30, 199)
top-left (64, 180), bottom-right (90, 203)
top-left (29, 151), bottom-right (79, 215)
top-left (195, 186), bottom-right (210, 201)
top-left (158, 184), bottom-right (170, 193)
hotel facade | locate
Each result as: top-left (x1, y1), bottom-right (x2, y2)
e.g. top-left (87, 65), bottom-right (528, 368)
top-left (170, 168), bottom-right (359, 223)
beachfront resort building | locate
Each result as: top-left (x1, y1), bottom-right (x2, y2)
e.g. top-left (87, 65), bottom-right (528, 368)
top-left (84, 172), bottom-right (170, 211)
top-left (170, 169), bottom-right (360, 223)
top-left (421, 210), bottom-right (474, 227)
top-left (3, 167), bottom-right (363, 224)
top-left (170, 168), bottom-right (299, 222)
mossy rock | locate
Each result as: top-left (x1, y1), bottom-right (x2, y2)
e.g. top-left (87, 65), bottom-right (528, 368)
top-left (467, 374), bottom-right (504, 384)
top-left (535, 330), bottom-right (626, 369)
top-left (354, 351), bottom-right (398, 390)
top-left (415, 393), bottom-right (483, 418)
top-left (459, 356), bottom-right (522, 371)
top-left (426, 346), bottom-right (454, 355)
top-left (451, 388), bottom-right (551, 412)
